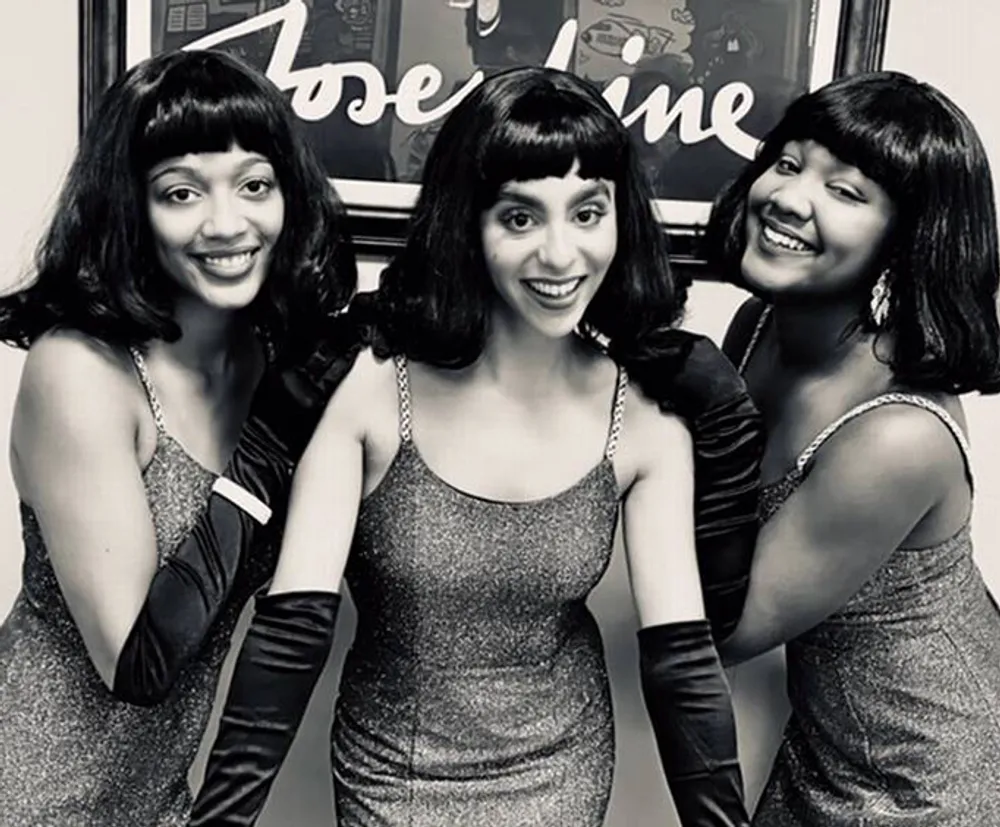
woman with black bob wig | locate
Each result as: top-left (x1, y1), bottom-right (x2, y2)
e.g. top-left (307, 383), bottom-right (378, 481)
top-left (0, 49), bottom-right (361, 825)
top-left (708, 71), bottom-right (1000, 824)
top-left (190, 66), bottom-right (763, 826)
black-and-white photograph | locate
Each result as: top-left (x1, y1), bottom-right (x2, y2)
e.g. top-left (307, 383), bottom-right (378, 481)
top-left (1, 1), bottom-right (999, 825)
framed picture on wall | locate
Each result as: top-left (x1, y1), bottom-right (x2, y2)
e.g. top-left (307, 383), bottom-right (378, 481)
top-left (80, 0), bottom-right (890, 265)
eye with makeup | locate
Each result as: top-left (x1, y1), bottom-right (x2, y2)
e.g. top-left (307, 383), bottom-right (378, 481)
top-left (573, 200), bottom-right (609, 228)
top-left (154, 181), bottom-right (202, 206)
top-left (238, 175), bottom-right (277, 200)
top-left (827, 181), bottom-right (868, 203)
top-left (236, 161), bottom-right (279, 200)
top-left (773, 155), bottom-right (801, 176)
top-left (497, 207), bottom-right (538, 233)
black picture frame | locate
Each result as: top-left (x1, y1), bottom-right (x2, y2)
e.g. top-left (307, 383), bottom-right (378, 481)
top-left (78, 0), bottom-right (891, 269)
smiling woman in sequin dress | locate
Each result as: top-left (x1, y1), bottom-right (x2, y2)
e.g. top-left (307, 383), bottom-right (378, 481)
top-left (703, 72), bottom-right (1000, 825)
top-left (0, 50), bottom-right (357, 826)
top-left (187, 66), bottom-right (765, 827)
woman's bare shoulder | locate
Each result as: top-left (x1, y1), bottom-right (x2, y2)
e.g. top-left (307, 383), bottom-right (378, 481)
top-left (316, 345), bottom-right (400, 434)
top-left (15, 330), bottom-right (139, 438)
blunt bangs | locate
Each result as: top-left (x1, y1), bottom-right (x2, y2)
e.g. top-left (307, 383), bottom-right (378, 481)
top-left (477, 83), bottom-right (627, 206)
top-left (759, 74), bottom-right (946, 206)
top-left (133, 52), bottom-right (290, 173)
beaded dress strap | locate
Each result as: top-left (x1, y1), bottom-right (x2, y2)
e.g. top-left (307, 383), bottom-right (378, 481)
top-left (737, 304), bottom-right (772, 375)
top-left (604, 366), bottom-right (629, 461)
top-left (127, 347), bottom-right (167, 436)
top-left (393, 354), bottom-right (628, 462)
top-left (794, 392), bottom-right (973, 488)
top-left (392, 354), bottom-right (412, 443)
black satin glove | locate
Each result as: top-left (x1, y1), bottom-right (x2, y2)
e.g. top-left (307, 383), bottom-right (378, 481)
top-left (638, 620), bottom-right (749, 827)
top-left (189, 591), bottom-right (341, 827)
top-left (112, 322), bottom-right (362, 706)
top-left (622, 330), bottom-right (764, 641)
top-left (244, 312), bottom-right (364, 464)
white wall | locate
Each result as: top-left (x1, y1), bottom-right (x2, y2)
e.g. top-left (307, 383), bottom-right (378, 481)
top-left (0, 6), bottom-right (76, 604)
top-left (1, 3), bottom-right (999, 825)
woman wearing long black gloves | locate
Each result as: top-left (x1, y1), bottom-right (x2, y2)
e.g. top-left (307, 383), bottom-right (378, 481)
top-left (712, 72), bottom-right (1000, 827)
top-left (0, 49), bottom-right (359, 826)
top-left (191, 67), bottom-right (762, 827)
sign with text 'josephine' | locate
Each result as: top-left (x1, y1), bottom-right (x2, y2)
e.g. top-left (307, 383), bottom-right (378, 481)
top-left (132, 0), bottom-right (843, 226)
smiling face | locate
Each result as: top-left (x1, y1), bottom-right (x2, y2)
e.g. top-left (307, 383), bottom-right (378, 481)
top-left (742, 140), bottom-right (895, 301)
top-left (146, 143), bottom-right (285, 312)
top-left (479, 160), bottom-right (618, 339)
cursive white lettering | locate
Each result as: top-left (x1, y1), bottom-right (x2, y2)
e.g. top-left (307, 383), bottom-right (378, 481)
top-left (184, 1), bottom-right (760, 159)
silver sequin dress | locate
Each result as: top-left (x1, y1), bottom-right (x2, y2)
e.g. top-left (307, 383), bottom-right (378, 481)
top-left (331, 355), bottom-right (626, 826)
top-left (741, 308), bottom-right (1000, 826)
top-left (0, 349), bottom-right (278, 827)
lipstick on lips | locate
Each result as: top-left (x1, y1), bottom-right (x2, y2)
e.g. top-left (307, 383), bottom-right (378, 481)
top-left (522, 276), bottom-right (586, 308)
top-left (757, 217), bottom-right (818, 255)
top-left (191, 247), bottom-right (260, 278)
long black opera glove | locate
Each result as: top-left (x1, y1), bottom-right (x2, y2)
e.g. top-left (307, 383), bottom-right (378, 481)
top-left (638, 620), bottom-right (749, 827)
top-left (621, 330), bottom-right (764, 641)
top-left (189, 591), bottom-right (341, 826)
top-left (112, 318), bottom-right (362, 706)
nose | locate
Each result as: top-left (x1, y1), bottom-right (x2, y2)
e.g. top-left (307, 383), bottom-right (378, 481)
top-left (202, 191), bottom-right (249, 239)
top-left (766, 175), bottom-right (813, 222)
top-left (537, 221), bottom-right (576, 272)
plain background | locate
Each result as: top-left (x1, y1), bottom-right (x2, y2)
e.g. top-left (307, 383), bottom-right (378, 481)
top-left (1, 3), bottom-right (998, 824)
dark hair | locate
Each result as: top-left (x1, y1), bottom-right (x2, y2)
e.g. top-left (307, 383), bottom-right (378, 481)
top-left (373, 66), bottom-right (684, 367)
top-left (704, 70), bottom-right (1000, 394)
top-left (0, 49), bottom-right (356, 364)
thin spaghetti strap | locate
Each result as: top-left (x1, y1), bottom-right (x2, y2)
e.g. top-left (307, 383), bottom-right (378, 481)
top-left (737, 304), bottom-right (772, 375)
top-left (604, 366), bottom-right (628, 460)
top-left (795, 392), bottom-right (974, 488)
top-left (127, 346), bottom-right (167, 436)
top-left (392, 354), bottom-right (412, 443)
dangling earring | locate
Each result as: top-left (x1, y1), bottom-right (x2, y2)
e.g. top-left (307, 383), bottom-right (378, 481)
top-left (870, 268), bottom-right (892, 327)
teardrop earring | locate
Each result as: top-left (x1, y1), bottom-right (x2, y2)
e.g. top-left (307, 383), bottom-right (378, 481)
top-left (869, 268), bottom-right (892, 328)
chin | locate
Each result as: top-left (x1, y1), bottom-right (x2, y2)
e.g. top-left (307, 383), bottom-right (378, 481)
top-left (202, 282), bottom-right (265, 312)
top-left (741, 253), bottom-right (804, 296)
top-left (529, 314), bottom-right (586, 341)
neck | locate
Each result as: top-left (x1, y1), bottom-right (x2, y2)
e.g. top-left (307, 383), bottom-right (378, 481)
top-left (475, 309), bottom-right (583, 397)
top-left (156, 295), bottom-right (253, 382)
top-left (770, 294), bottom-right (872, 373)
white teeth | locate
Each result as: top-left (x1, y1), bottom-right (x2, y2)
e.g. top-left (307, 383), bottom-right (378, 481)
top-left (202, 251), bottom-right (253, 267)
top-left (526, 278), bottom-right (582, 298)
top-left (762, 224), bottom-right (812, 252)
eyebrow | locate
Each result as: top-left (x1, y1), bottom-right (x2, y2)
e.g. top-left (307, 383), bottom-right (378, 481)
top-left (148, 154), bottom-right (273, 184)
top-left (495, 181), bottom-right (612, 209)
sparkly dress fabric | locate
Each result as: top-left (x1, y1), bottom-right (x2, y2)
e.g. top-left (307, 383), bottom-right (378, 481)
top-left (0, 350), bottom-right (277, 827)
top-left (331, 355), bottom-right (626, 826)
top-left (740, 308), bottom-right (1000, 826)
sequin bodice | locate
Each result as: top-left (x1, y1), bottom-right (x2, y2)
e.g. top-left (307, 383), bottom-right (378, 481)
top-left (0, 352), bottom-right (278, 827)
top-left (331, 356), bottom-right (625, 826)
top-left (739, 304), bottom-right (1000, 825)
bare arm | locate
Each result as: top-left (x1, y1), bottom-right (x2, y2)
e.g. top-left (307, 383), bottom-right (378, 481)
top-left (190, 351), bottom-right (377, 826)
top-left (266, 348), bottom-right (371, 596)
top-left (719, 405), bottom-right (962, 665)
top-left (11, 322), bottom-right (365, 705)
top-left (10, 332), bottom-right (163, 687)
top-left (622, 395), bottom-right (749, 827)
top-left (622, 402), bottom-right (702, 625)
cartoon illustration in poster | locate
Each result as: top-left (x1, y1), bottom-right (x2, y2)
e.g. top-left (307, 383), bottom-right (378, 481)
top-left (576, 0), bottom-right (696, 80)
